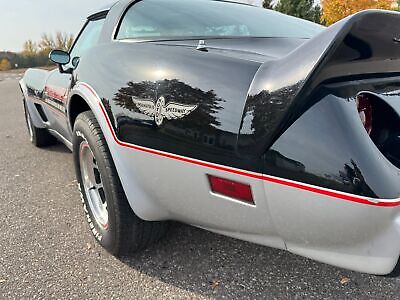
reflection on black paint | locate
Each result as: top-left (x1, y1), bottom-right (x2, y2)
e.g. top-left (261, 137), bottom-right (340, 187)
top-left (261, 79), bottom-right (400, 198)
top-left (27, 86), bottom-right (44, 99)
top-left (114, 81), bottom-right (157, 115)
top-left (91, 10), bottom-right (400, 198)
top-left (265, 150), bottom-right (377, 198)
top-left (238, 80), bottom-right (305, 155)
top-left (340, 34), bottom-right (373, 61)
top-left (109, 79), bottom-right (263, 170)
top-left (102, 97), bottom-right (116, 132)
top-left (339, 160), bottom-right (376, 197)
top-left (114, 79), bottom-right (224, 128)
top-left (265, 150), bottom-right (305, 173)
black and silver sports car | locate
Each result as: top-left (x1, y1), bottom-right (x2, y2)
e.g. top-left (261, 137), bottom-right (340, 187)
top-left (19, 0), bottom-right (400, 275)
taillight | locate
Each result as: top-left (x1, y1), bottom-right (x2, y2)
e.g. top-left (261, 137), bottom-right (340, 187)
top-left (356, 94), bottom-right (373, 135)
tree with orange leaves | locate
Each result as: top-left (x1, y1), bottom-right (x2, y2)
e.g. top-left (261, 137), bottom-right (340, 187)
top-left (321, 0), bottom-right (395, 25)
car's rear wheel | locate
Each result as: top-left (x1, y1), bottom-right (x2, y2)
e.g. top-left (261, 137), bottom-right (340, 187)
top-left (73, 111), bottom-right (168, 256)
top-left (23, 99), bottom-right (56, 147)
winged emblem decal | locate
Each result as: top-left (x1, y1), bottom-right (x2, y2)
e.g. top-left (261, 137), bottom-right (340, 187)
top-left (132, 96), bottom-right (198, 126)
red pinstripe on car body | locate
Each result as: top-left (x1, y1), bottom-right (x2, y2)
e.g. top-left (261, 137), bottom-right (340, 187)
top-left (79, 82), bottom-right (400, 208)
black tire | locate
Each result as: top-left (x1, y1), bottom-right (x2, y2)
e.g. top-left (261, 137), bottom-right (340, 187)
top-left (73, 111), bottom-right (168, 256)
top-left (23, 100), bottom-right (56, 147)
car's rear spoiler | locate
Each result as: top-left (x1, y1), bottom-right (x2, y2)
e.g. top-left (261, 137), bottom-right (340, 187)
top-left (238, 10), bottom-right (400, 155)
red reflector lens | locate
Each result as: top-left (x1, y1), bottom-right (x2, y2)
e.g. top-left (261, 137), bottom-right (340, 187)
top-left (207, 175), bottom-right (254, 204)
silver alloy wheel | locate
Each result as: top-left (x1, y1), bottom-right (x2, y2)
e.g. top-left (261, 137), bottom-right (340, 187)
top-left (79, 141), bottom-right (109, 229)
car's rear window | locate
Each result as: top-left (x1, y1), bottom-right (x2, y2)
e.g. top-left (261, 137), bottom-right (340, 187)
top-left (116, 0), bottom-right (324, 40)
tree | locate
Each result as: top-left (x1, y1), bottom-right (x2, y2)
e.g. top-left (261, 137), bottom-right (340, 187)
top-left (54, 32), bottom-right (74, 52)
top-left (0, 58), bottom-right (11, 71)
top-left (275, 0), bottom-right (321, 23)
top-left (22, 40), bottom-right (37, 57)
top-left (37, 32), bottom-right (74, 58)
top-left (321, 0), bottom-right (394, 25)
top-left (263, 0), bottom-right (274, 9)
top-left (38, 33), bottom-right (56, 57)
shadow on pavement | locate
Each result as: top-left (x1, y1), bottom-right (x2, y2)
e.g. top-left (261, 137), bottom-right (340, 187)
top-left (119, 223), bottom-right (394, 299)
top-left (44, 143), bottom-right (71, 154)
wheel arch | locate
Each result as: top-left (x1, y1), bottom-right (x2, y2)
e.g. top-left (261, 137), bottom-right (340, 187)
top-left (69, 83), bottom-right (170, 221)
top-left (68, 94), bottom-right (92, 131)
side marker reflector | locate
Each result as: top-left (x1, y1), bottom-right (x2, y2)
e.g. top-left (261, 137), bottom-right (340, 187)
top-left (207, 175), bottom-right (254, 204)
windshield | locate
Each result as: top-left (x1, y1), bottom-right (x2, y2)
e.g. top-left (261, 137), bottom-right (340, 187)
top-left (116, 0), bottom-right (324, 40)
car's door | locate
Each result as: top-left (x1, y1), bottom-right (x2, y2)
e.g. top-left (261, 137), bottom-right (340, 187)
top-left (44, 16), bottom-right (106, 141)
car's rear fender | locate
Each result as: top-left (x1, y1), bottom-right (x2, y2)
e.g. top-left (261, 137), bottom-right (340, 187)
top-left (263, 78), bottom-right (400, 199)
top-left (70, 82), bottom-right (172, 220)
top-left (71, 82), bottom-right (285, 249)
top-left (263, 90), bottom-right (400, 275)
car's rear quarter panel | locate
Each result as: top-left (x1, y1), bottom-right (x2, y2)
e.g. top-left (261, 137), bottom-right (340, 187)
top-left (263, 89), bottom-right (400, 274)
top-left (77, 41), bottom-right (263, 170)
top-left (73, 40), bottom-right (285, 233)
top-left (71, 6), bottom-right (400, 274)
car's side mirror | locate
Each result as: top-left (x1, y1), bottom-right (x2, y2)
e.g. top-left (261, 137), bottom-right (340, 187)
top-left (71, 57), bottom-right (80, 69)
top-left (49, 50), bottom-right (71, 74)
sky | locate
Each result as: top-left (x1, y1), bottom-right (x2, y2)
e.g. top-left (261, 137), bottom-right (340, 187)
top-left (0, 0), bottom-right (112, 52)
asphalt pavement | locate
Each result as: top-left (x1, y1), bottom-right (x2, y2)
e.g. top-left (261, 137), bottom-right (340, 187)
top-left (0, 73), bottom-right (399, 299)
